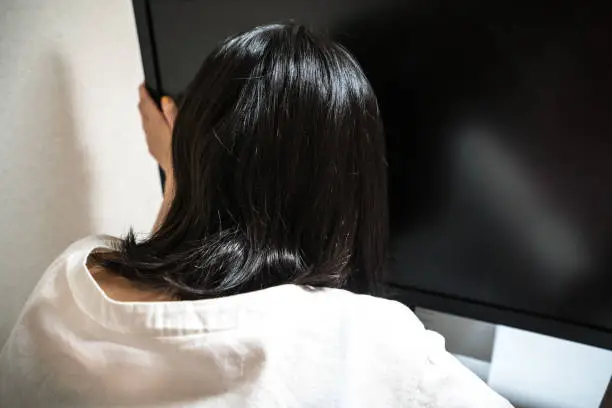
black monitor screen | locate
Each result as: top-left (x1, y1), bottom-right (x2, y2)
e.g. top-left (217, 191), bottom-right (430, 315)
top-left (141, 0), bottom-right (612, 339)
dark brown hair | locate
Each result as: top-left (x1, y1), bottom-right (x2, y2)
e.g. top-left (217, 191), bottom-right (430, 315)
top-left (93, 23), bottom-right (388, 300)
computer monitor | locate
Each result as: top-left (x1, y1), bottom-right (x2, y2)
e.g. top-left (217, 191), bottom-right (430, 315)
top-left (133, 0), bottom-right (612, 349)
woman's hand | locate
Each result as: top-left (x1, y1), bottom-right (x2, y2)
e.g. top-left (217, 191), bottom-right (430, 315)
top-left (138, 84), bottom-right (177, 175)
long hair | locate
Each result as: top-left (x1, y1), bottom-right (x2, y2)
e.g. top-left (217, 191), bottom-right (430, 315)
top-left (93, 23), bottom-right (388, 300)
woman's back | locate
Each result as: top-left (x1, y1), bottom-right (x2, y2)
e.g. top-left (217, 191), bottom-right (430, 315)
top-left (0, 23), bottom-right (512, 406)
top-left (0, 236), bottom-right (511, 407)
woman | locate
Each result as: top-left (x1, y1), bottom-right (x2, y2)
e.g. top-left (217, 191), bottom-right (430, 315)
top-left (0, 23), bottom-right (512, 407)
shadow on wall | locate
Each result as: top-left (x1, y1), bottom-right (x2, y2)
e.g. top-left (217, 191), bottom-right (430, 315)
top-left (0, 53), bottom-right (92, 345)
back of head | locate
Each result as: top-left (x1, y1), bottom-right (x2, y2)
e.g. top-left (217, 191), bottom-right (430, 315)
top-left (99, 23), bottom-right (388, 300)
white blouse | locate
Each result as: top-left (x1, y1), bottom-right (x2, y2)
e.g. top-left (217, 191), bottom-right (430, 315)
top-left (0, 236), bottom-right (512, 407)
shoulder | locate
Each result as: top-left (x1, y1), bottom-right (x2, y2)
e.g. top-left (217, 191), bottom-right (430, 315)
top-left (61, 234), bottom-right (119, 259)
top-left (50, 234), bottom-right (118, 271)
top-left (21, 235), bottom-right (120, 302)
top-left (275, 287), bottom-right (427, 349)
top-left (0, 234), bottom-right (117, 350)
top-left (323, 288), bottom-right (426, 333)
top-left (306, 288), bottom-right (430, 351)
top-left (315, 290), bottom-right (513, 407)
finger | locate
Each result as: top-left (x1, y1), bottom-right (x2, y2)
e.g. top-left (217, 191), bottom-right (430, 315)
top-left (139, 84), bottom-right (158, 109)
top-left (138, 87), bottom-right (150, 115)
top-left (161, 96), bottom-right (178, 130)
top-left (140, 88), bottom-right (165, 122)
top-left (139, 84), bottom-right (162, 117)
top-left (138, 83), bottom-right (149, 101)
top-left (138, 101), bottom-right (150, 122)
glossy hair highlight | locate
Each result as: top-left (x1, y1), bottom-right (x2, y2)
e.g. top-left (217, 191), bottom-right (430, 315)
top-left (93, 23), bottom-right (388, 300)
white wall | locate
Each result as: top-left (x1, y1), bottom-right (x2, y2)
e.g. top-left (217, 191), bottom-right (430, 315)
top-left (0, 1), bottom-right (161, 346)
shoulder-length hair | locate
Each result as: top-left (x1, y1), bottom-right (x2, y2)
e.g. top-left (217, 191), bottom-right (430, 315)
top-left (93, 23), bottom-right (388, 300)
